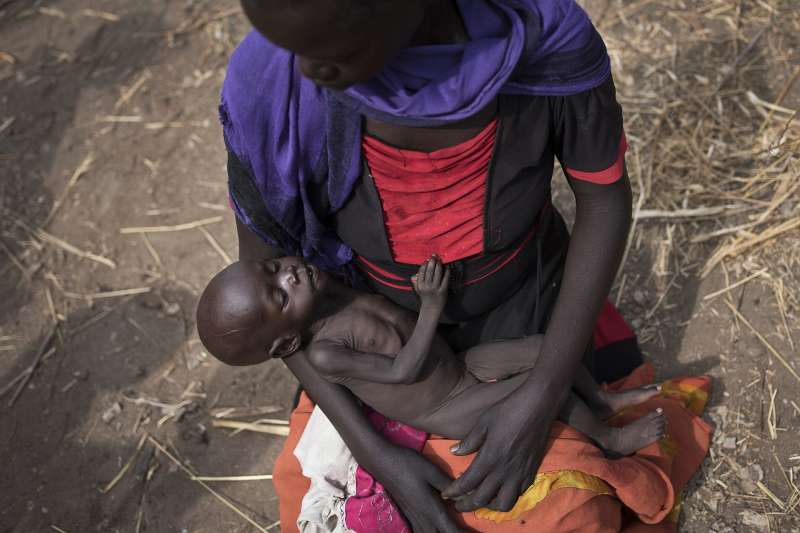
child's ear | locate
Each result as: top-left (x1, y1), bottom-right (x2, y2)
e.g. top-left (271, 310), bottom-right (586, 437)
top-left (268, 333), bottom-right (302, 358)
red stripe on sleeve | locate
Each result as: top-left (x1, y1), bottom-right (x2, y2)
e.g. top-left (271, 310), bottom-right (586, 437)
top-left (566, 131), bottom-right (627, 185)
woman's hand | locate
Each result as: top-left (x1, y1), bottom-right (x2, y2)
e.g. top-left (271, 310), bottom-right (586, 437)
top-left (442, 381), bottom-right (561, 512)
top-left (370, 445), bottom-right (464, 533)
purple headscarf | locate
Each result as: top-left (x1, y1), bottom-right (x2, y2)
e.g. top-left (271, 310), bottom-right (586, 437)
top-left (220, 0), bottom-right (611, 272)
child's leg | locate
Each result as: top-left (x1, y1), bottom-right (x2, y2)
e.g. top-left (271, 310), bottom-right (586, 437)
top-left (460, 335), bottom-right (543, 382)
top-left (560, 393), bottom-right (666, 457)
top-left (420, 377), bottom-right (667, 455)
top-left (412, 372), bottom-right (530, 439)
top-left (572, 364), bottom-right (661, 418)
top-left (462, 337), bottom-right (661, 417)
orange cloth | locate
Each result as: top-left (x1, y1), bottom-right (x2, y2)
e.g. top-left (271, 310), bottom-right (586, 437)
top-left (273, 364), bottom-right (712, 532)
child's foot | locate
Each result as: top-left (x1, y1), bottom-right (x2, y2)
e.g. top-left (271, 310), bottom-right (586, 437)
top-left (597, 409), bottom-right (666, 458)
top-left (596, 384), bottom-right (661, 417)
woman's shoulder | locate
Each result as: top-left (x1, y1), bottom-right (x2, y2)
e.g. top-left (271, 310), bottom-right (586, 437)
top-left (505, 0), bottom-right (611, 97)
top-left (219, 31), bottom-right (327, 163)
top-left (221, 31), bottom-right (328, 123)
top-left (222, 31), bottom-right (293, 114)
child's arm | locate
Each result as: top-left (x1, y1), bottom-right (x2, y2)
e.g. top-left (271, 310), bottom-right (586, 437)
top-left (308, 256), bottom-right (449, 385)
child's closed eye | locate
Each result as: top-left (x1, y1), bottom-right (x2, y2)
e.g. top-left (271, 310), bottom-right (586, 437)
top-left (273, 287), bottom-right (288, 309)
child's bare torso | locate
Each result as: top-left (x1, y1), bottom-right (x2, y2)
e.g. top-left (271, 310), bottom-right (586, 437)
top-left (311, 293), bottom-right (474, 424)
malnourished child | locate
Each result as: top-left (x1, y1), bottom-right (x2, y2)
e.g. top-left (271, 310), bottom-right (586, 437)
top-left (197, 256), bottom-right (665, 456)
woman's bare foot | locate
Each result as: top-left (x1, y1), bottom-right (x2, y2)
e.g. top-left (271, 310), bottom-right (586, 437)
top-left (595, 384), bottom-right (661, 418)
top-left (595, 409), bottom-right (667, 458)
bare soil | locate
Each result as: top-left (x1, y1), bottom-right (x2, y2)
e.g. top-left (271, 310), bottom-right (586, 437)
top-left (1, 1), bottom-right (797, 532)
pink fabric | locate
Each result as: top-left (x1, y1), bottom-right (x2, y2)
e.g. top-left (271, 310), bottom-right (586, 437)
top-left (343, 410), bottom-right (427, 532)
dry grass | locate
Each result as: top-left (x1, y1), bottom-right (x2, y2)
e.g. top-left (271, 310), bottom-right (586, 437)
top-left (604, 0), bottom-right (799, 296)
top-left (600, 0), bottom-right (799, 528)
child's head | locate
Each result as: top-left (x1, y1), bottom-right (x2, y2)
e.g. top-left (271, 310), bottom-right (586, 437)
top-left (197, 257), bottom-right (326, 366)
top-left (240, 0), bottom-right (427, 89)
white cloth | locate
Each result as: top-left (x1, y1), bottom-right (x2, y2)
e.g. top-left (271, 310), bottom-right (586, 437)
top-left (294, 407), bottom-right (357, 533)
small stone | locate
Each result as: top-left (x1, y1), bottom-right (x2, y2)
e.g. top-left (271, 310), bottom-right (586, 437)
top-left (163, 302), bottom-right (181, 316)
top-left (101, 402), bottom-right (123, 424)
top-left (747, 463), bottom-right (764, 483)
top-left (709, 405), bottom-right (728, 427)
top-left (633, 290), bottom-right (647, 305)
top-left (139, 293), bottom-right (162, 310)
top-left (729, 459), bottom-right (758, 493)
top-left (697, 488), bottom-right (720, 512)
top-left (722, 436), bottom-right (736, 450)
top-left (740, 510), bottom-right (769, 532)
top-left (185, 348), bottom-right (206, 371)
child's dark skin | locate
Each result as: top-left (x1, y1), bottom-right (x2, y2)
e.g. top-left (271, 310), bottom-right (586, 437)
top-left (198, 256), bottom-right (665, 457)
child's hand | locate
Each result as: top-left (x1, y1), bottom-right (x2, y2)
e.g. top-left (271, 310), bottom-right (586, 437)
top-left (412, 255), bottom-right (449, 310)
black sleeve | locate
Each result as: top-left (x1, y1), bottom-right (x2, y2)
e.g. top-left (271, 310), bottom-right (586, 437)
top-left (551, 75), bottom-right (626, 185)
top-left (227, 150), bottom-right (294, 253)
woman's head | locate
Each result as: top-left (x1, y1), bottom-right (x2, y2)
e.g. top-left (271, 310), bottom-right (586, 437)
top-left (240, 0), bottom-right (428, 89)
top-left (197, 257), bottom-right (326, 366)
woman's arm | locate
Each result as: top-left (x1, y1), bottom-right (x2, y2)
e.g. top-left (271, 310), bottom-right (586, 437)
top-left (235, 219), bottom-right (461, 532)
top-left (444, 172), bottom-right (632, 511)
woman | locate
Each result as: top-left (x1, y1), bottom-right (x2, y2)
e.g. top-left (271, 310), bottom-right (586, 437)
top-left (221, 0), bottom-right (635, 530)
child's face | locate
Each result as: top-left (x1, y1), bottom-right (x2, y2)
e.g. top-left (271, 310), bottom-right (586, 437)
top-left (241, 0), bottom-right (425, 89)
top-left (197, 257), bottom-right (328, 365)
top-left (210, 257), bottom-right (326, 362)
top-left (247, 256), bottom-right (327, 340)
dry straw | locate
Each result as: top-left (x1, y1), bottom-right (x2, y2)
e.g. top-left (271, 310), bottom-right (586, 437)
top-left (147, 435), bottom-right (272, 532)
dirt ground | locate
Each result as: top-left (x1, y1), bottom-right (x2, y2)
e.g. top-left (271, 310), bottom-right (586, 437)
top-left (1, 1), bottom-right (798, 532)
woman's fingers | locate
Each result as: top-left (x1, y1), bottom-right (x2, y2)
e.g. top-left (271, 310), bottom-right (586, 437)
top-left (425, 462), bottom-right (454, 494)
top-left (432, 259), bottom-right (442, 285)
top-left (488, 472), bottom-right (528, 512)
top-left (442, 440), bottom-right (489, 502)
top-left (453, 470), bottom-right (504, 512)
top-left (449, 422), bottom-right (486, 456)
